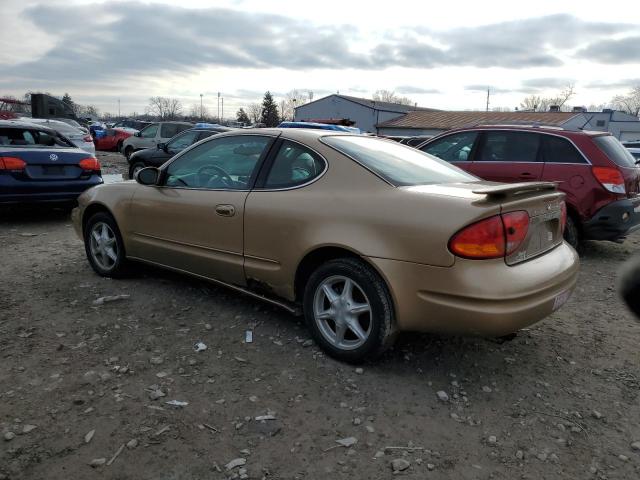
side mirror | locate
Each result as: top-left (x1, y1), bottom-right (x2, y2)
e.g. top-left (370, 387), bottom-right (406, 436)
top-left (135, 167), bottom-right (160, 186)
top-left (157, 142), bottom-right (166, 151)
top-left (134, 132), bottom-right (141, 137)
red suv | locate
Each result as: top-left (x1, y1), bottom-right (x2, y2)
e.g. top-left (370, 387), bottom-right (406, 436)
top-left (418, 126), bottom-right (640, 248)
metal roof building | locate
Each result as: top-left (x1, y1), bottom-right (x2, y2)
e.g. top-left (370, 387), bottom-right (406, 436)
top-left (293, 94), bottom-right (439, 134)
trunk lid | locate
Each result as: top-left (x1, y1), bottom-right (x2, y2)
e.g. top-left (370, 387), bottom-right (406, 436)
top-left (2, 147), bottom-right (93, 181)
top-left (619, 165), bottom-right (640, 197)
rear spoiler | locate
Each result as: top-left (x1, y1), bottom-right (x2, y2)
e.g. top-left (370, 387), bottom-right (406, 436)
top-left (472, 182), bottom-right (558, 199)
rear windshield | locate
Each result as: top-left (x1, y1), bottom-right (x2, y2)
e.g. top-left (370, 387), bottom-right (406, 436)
top-left (322, 135), bottom-right (476, 186)
top-left (594, 135), bottom-right (637, 168)
top-left (0, 127), bottom-right (74, 148)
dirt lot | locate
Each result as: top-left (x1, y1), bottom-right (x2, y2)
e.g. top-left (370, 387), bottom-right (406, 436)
top-left (1, 151), bottom-right (640, 479)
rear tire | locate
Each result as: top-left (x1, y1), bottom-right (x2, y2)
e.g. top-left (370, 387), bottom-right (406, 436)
top-left (124, 146), bottom-right (133, 160)
top-left (303, 258), bottom-right (396, 363)
top-left (563, 215), bottom-right (582, 252)
top-left (116, 140), bottom-right (123, 153)
top-left (84, 212), bottom-right (130, 278)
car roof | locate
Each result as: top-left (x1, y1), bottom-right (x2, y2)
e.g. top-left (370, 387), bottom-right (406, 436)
top-left (0, 118), bottom-right (56, 132)
top-left (209, 127), bottom-right (352, 142)
top-left (432, 124), bottom-right (611, 139)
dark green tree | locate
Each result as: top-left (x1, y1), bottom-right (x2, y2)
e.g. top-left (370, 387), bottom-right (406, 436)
top-left (236, 107), bottom-right (250, 124)
top-left (62, 93), bottom-right (74, 107)
top-left (260, 91), bottom-right (280, 127)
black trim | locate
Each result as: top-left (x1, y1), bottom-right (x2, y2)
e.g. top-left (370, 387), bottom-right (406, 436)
top-left (253, 137), bottom-right (284, 189)
top-left (582, 198), bottom-right (640, 241)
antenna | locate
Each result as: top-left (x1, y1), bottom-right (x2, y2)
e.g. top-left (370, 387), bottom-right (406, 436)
top-left (579, 114), bottom-right (594, 130)
top-left (486, 87), bottom-right (490, 112)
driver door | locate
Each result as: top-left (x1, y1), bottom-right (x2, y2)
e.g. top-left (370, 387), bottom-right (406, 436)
top-left (127, 134), bottom-right (275, 285)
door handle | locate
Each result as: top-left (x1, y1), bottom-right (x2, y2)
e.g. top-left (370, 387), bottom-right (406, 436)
top-left (215, 204), bottom-right (235, 217)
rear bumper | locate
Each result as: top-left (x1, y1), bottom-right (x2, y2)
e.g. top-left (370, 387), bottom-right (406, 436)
top-left (582, 197), bottom-right (640, 241)
top-left (0, 175), bottom-right (102, 205)
top-left (367, 242), bottom-right (579, 336)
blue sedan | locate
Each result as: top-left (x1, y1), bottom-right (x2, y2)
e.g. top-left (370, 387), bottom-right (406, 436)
top-left (0, 120), bottom-right (102, 206)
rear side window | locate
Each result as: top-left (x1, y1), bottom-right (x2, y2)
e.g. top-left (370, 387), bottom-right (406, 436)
top-left (477, 131), bottom-right (541, 162)
top-left (323, 135), bottom-right (476, 186)
top-left (421, 131), bottom-right (478, 162)
top-left (542, 135), bottom-right (586, 164)
top-left (0, 127), bottom-right (72, 148)
top-left (161, 123), bottom-right (180, 138)
top-left (264, 141), bottom-right (325, 189)
top-left (594, 135), bottom-right (637, 167)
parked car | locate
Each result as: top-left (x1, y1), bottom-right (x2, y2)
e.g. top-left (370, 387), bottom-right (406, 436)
top-left (53, 117), bottom-right (90, 135)
top-left (278, 121), bottom-right (361, 134)
top-left (127, 125), bottom-right (233, 178)
top-left (0, 119), bottom-right (102, 207)
top-left (121, 121), bottom-right (193, 160)
top-left (418, 126), bottom-right (640, 248)
top-left (22, 117), bottom-right (95, 154)
top-left (623, 140), bottom-right (640, 149)
top-left (72, 129), bottom-right (578, 362)
top-left (94, 128), bottom-right (134, 152)
top-left (112, 119), bottom-right (151, 132)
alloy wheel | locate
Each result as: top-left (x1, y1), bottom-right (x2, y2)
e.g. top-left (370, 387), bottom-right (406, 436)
top-left (313, 275), bottom-right (372, 350)
top-left (89, 222), bottom-right (118, 271)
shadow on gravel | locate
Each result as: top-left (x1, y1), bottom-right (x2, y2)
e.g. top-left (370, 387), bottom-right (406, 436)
top-left (0, 205), bottom-right (73, 224)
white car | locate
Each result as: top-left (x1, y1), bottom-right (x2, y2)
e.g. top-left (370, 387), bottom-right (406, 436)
top-left (21, 118), bottom-right (95, 154)
top-left (121, 121), bottom-right (192, 159)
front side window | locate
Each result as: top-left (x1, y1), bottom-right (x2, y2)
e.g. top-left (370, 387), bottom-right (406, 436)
top-left (322, 135), bottom-right (476, 187)
top-left (264, 141), bottom-right (325, 188)
top-left (165, 135), bottom-right (271, 190)
top-left (421, 132), bottom-right (478, 162)
top-left (167, 130), bottom-right (199, 153)
top-left (477, 131), bottom-right (541, 163)
top-left (140, 124), bottom-right (158, 138)
top-left (542, 135), bottom-right (586, 164)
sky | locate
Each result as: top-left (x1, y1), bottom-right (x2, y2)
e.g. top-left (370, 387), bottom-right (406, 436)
top-left (1, 0), bottom-right (639, 117)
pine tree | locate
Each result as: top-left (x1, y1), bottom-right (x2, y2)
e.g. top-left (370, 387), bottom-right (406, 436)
top-left (260, 91), bottom-right (280, 127)
top-left (236, 108), bottom-right (250, 124)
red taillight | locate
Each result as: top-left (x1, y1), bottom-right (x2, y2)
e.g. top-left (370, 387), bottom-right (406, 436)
top-left (593, 166), bottom-right (625, 194)
top-left (79, 157), bottom-right (101, 171)
top-left (82, 134), bottom-right (93, 143)
top-left (0, 156), bottom-right (26, 171)
top-left (449, 211), bottom-right (530, 260)
top-left (560, 202), bottom-right (567, 234)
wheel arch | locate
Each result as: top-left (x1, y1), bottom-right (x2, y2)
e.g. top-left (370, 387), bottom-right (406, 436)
top-left (82, 202), bottom-right (116, 236)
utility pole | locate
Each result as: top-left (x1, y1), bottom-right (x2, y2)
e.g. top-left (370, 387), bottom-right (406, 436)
top-left (221, 98), bottom-right (224, 123)
top-left (486, 87), bottom-right (490, 112)
top-left (217, 92), bottom-right (220, 123)
top-left (117, 98), bottom-right (120, 118)
top-left (200, 93), bottom-right (203, 120)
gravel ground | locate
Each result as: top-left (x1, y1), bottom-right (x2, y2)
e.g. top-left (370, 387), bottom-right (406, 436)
top-left (1, 151), bottom-right (640, 479)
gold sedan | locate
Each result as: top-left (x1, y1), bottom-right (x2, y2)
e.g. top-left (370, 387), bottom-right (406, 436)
top-left (72, 129), bottom-right (579, 362)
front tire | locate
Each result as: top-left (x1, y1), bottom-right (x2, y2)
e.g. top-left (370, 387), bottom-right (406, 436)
top-left (303, 258), bottom-right (396, 363)
top-left (84, 212), bottom-right (129, 277)
top-left (124, 146), bottom-right (134, 160)
top-left (129, 161), bottom-right (145, 179)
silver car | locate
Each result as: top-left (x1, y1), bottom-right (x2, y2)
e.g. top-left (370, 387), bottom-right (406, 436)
top-left (21, 118), bottom-right (95, 154)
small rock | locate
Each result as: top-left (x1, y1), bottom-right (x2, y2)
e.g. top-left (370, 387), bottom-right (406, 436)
top-left (631, 441), bottom-right (640, 451)
top-left (591, 410), bottom-right (603, 420)
top-left (336, 436), bottom-right (357, 448)
top-left (365, 425), bottom-right (375, 433)
top-left (84, 429), bottom-right (95, 443)
top-left (436, 391), bottom-right (449, 402)
top-left (22, 424), bottom-right (37, 434)
top-left (374, 450), bottom-right (385, 458)
top-left (391, 458), bottom-right (410, 472)
top-left (355, 368), bottom-right (364, 375)
top-left (149, 389), bottom-right (166, 400)
top-left (353, 417), bottom-right (361, 426)
top-left (482, 386), bottom-right (492, 393)
top-left (619, 454), bottom-right (629, 461)
top-left (427, 463), bottom-right (435, 471)
top-left (4, 432), bottom-right (15, 441)
top-left (515, 450), bottom-right (524, 460)
top-left (204, 323), bottom-right (212, 330)
top-left (88, 458), bottom-right (106, 468)
top-left (301, 339), bottom-right (314, 347)
top-left (225, 458), bottom-right (247, 470)
top-left (149, 356), bottom-right (164, 365)
top-left (488, 435), bottom-right (497, 444)
top-left (126, 438), bottom-right (138, 449)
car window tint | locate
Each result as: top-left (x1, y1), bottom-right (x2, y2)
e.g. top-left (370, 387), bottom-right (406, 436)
top-left (421, 132), bottom-right (478, 162)
top-left (0, 128), bottom-right (72, 148)
top-left (167, 130), bottom-right (198, 152)
top-left (264, 141), bottom-right (325, 189)
top-left (594, 135), bottom-right (636, 167)
top-left (140, 124), bottom-right (158, 138)
top-left (323, 136), bottom-right (476, 187)
top-left (165, 135), bottom-right (270, 190)
top-left (542, 135), bottom-right (586, 164)
top-left (161, 123), bottom-right (180, 138)
top-left (477, 131), bottom-right (541, 162)
top-left (197, 131), bottom-right (216, 141)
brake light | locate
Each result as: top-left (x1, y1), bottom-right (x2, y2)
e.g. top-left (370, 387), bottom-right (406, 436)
top-left (82, 134), bottom-right (93, 143)
top-left (560, 202), bottom-right (567, 234)
top-left (0, 156), bottom-right (26, 171)
top-left (593, 166), bottom-right (625, 194)
top-left (79, 157), bottom-right (101, 171)
top-left (449, 211), bottom-right (530, 260)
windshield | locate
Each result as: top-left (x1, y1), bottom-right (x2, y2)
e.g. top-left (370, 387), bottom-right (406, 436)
top-left (322, 135), bottom-right (477, 186)
top-left (594, 135), bottom-right (637, 168)
top-left (0, 127), bottom-right (75, 148)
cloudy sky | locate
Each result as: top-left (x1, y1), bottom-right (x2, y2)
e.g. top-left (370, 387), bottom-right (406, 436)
top-left (1, 0), bottom-right (639, 117)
